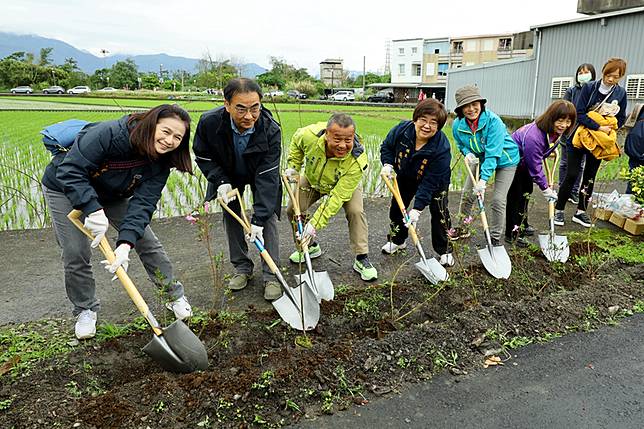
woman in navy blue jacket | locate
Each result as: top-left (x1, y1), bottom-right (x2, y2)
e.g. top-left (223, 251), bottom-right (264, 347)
top-left (555, 58), bottom-right (628, 228)
top-left (42, 104), bottom-right (194, 340)
top-left (380, 99), bottom-right (454, 266)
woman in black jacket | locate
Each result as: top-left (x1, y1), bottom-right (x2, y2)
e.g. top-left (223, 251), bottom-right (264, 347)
top-left (42, 104), bottom-right (194, 340)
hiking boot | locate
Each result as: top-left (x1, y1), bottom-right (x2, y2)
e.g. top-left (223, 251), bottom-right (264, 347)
top-left (353, 256), bottom-right (378, 281)
top-left (505, 235), bottom-right (529, 248)
top-left (289, 243), bottom-right (322, 263)
top-left (572, 211), bottom-right (593, 228)
top-left (439, 253), bottom-right (455, 267)
top-left (521, 225), bottom-right (535, 237)
top-left (165, 295), bottom-right (193, 320)
top-left (228, 273), bottom-right (252, 291)
top-left (75, 309), bottom-right (97, 340)
top-left (381, 241), bottom-right (407, 255)
top-left (264, 281), bottom-right (283, 301)
top-left (568, 195), bottom-right (579, 205)
top-left (554, 211), bottom-right (565, 226)
top-left (448, 227), bottom-right (471, 241)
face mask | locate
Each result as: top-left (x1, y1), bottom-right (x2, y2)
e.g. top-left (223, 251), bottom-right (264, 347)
top-left (577, 72), bottom-right (592, 84)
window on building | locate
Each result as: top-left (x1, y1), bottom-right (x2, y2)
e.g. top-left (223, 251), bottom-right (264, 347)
top-left (399, 47), bottom-right (405, 55)
top-left (399, 64), bottom-right (405, 75)
top-left (452, 41), bottom-right (463, 53)
top-left (434, 48), bottom-right (440, 54)
top-left (426, 63), bottom-right (436, 76)
top-left (626, 74), bottom-right (644, 99)
top-left (499, 38), bottom-right (512, 51)
top-left (437, 63), bottom-right (449, 76)
top-left (550, 77), bottom-right (574, 99)
top-left (412, 63), bottom-right (421, 76)
top-left (411, 47), bottom-right (417, 54)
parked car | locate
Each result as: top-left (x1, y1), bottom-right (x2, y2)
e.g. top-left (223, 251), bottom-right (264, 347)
top-left (367, 91), bottom-right (394, 103)
top-left (97, 87), bottom-right (117, 92)
top-left (42, 86), bottom-right (65, 94)
top-left (330, 90), bottom-right (355, 101)
top-left (287, 90), bottom-right (307, 99)
top-left (67, 86), bottom-right (91, 94)
top-left (266, 90), bottom-right (284, 97)
top-left (10, 86), bottom-right (33, 94)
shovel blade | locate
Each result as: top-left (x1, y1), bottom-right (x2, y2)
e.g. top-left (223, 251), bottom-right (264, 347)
top-left (295, 271), bottom-right (335, 302)
top-left (414, 258), bottom-right (448, 285)
top-left (478, 245), bottom-right (512, 279)
top-left (273, 284), bottom-right (320, 331)
top-left (538, 234), bottom-right (570, 263)
top-left (142, 320), bottom-right (208, 373)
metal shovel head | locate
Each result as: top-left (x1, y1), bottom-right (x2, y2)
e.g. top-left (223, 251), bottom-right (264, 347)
top-left (478, 245), bottom-right (512, 279)
top-left (142, 320), bottom-right (208, 373)
top-left (414, 258), bottom-right (448, 285)
top-left (295, 271), bottom-right (335, 301)
top-left (273, 283), bottom-right (320, 331)
top-left (538, 233), bottom-right (570, 263)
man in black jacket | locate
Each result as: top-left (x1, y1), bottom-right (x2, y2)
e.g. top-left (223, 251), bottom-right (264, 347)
top-left (193, 78), bottom-right (283, 300)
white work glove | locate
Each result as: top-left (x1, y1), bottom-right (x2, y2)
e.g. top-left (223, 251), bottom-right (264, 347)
top-left (465, 153), bottom-right (479, 166)
top-left (542, 187), bottom-right (558, 202)
top-left (217, 183), bottom-right (235, 204)
top-left (101, 243), bottom-right (131, 280)
top-left (284, 167), bottom-right (299, 183)
top-left (380, 163), bottom-right (395, 179)
top-left (246, 224), bottom-right (264, 244)
top-left (472, 179), bottom-right (486, 196)
top-left (297, 222), bottom-right (317, 246)
top-left (84, 209), bottom-right (109, 248)
top-left (405, 209), bottom-right (421, 228)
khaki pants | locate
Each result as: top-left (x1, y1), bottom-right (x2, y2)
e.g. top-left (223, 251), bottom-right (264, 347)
top-left (286, 175), bottom-right (369, 255)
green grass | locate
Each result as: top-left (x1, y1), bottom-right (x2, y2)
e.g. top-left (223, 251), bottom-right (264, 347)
top-left (0, 97), bottom-right (628, 230)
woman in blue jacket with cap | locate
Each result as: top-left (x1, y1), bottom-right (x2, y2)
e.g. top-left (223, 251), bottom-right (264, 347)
top-left (450, 85), bottom-right (520, 246)
top-left (42, 104), bottom-right (194, 340)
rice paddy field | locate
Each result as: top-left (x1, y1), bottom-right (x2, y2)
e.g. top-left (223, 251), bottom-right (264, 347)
top-left (0, 96), bottom-right (627, 230)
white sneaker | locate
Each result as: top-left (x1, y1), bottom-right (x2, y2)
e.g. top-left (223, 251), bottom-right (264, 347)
top-left (166, 295), bottom-right (192, 320)
top-left (381, 241), bottom-right (407, 254)
top-left (75, 309), bottom-right (97, 340)
top-left (439, 253), bottom-right (455, 267)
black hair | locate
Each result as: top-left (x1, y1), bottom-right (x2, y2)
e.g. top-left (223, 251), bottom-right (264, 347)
top-left (223, 78), bottom-right (263, 101)
top-left (574, 63), bottom-right (596, 86)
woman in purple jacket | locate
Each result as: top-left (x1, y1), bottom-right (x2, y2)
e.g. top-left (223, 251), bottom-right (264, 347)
top-left (505, 100), bottom-right (576, 246)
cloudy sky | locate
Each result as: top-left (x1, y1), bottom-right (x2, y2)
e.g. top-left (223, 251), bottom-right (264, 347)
top-left (1, 0), bottom-right (584, 73)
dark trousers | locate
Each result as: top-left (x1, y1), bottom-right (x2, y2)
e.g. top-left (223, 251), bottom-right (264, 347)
top-left (387, 178), bottom-right (451, 255)
top-left (555, 145), bottom-right (601, 211)
top-left (505, 166), bottom-right (533, 239)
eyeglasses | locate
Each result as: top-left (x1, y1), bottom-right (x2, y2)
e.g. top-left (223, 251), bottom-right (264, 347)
top-left (415, 117), bottom-right (438, 128)
top-left (234, 103), bottom-right (261, 116)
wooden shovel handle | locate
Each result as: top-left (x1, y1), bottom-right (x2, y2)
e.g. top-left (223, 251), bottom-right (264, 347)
top-left (67, 209), bottom-right (162, 336)
top-left (281, 173), bottom-right (301, 216)
top-left (380, 173), bottom-right (421, 245)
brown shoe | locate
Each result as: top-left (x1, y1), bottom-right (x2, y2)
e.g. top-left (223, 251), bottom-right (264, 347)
top-left (228, 273), bottom-right (251, 291)
top-left (264, 281), bottom-right (283, 301)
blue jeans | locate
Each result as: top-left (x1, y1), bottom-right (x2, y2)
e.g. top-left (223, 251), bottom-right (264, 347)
top-left (42, 185), bottom-right (184, 316)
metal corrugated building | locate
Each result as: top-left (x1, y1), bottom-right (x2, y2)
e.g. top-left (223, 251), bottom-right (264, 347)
top-left (446, 6), bottom-right (644, 118)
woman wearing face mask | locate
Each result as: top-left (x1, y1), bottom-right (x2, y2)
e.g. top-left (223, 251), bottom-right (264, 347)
top-left (555, 57), bottom-right (628, 228)
top-left (450, 85), bottom-right (520, 246)
top-left (42, 104), bottom-right (194, 340)
top-left (505, 100), bottom-right (576, 247)
top-left (558, 63), bottom-right (596, 206)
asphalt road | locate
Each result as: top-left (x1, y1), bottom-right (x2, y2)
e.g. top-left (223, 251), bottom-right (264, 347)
top-left (295, 313), bottom-right (644, 429)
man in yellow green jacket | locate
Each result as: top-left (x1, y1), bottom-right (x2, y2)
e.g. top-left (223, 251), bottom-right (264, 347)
top-left (284, 113), bottom-right (377, 281)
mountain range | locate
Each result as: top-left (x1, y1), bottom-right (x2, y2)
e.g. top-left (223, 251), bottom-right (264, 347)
top-left (0, 32), bottom-right (267, 77)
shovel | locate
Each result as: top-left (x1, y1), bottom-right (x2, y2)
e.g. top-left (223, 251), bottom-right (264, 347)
top-left (380, 174), bottom-right (448, 285)
top-left (538, 151), bottom-right (569, 263)
top-left (217, 189), bottom-right (319, 331)
top-left (464, 163), bottom-right (512, 279)
top-left (67, 210), bottom-right (208, 373)
top-left (281, 174), bottom-right (334, 301)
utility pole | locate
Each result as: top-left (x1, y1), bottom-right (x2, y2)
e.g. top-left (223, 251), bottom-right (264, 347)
top-left (362, 56), bottom-right (366, 93)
